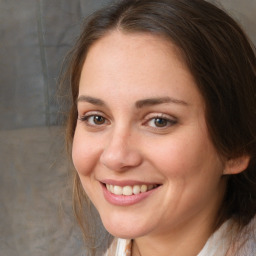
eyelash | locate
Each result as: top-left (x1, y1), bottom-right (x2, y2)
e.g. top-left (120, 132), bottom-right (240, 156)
top-left (145, 115), bottom-right (177, 129)
top-left (78, 113), bottom-right (177, 129)
top-left (78, 113), bottom-right (108, 126)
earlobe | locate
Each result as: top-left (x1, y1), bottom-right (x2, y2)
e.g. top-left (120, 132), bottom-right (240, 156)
top-left (223, 155), bottom-right (250, 175)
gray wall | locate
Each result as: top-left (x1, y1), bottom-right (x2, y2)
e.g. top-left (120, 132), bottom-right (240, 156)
top-left (0, 1), bottom-right (109, 255)
top-left (0, 0), bottom-right (109, 130)
top-left (0, 1), bottom-right (255, 256)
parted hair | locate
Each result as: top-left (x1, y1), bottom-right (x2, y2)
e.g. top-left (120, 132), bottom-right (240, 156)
top-left (64, 0), bottom-right (256, 248)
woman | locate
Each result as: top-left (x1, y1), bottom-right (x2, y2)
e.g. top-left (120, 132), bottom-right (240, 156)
top-left (64, 0), bottom-right (256, 255)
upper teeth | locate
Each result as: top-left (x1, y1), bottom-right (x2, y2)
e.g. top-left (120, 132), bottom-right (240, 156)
top-left (106, 184), bottom-right (156, 196)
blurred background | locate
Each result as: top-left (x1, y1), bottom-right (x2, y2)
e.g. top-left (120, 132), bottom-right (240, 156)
top-left (0, 0), bottom-right (255, 255)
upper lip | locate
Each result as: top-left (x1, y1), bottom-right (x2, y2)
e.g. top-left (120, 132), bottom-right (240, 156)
top-left (100, 179), bottom-right (161, 187)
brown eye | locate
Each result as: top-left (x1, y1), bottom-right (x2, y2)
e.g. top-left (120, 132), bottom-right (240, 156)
top-left (146, 115), bottom-right (177, 129)
top-left (154, 118), bottom-right (168, 127)
top-left (92, 115), bottom-right (106, 125)
top-left (79, 114), bottom-right (107, 126)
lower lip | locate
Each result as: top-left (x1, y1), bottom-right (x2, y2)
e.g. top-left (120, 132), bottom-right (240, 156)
top-left (101, 183), bottom-right (159, 206)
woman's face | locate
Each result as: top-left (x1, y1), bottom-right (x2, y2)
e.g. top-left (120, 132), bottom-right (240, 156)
top-left (72, 31), bottom-right (226, 239)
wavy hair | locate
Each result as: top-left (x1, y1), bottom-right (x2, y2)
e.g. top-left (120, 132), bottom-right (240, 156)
top-left (62, 0), bottom-right (256, 252)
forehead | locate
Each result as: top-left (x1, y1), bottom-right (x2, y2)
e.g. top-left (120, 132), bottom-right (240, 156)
top-left (85, 30), bottom-right (185, 71)
top-left (79, 30), bottom-right (203, 108)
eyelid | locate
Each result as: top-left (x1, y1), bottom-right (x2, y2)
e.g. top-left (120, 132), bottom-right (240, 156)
top-left (78, 110), bottom-right (106, 119)
top-left (143, 113), bottom-right (177, 128)
top-left (78, 111), bottom-right (110, 126)
top-left (143, 112), bottom-right (176, 121)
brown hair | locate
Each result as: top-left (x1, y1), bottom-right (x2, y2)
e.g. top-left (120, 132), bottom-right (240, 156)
top-left (63, 0), bottom-right (256, 249)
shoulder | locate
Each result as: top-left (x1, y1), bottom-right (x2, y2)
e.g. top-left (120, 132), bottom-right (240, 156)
top-left (198, 216), bottom-right (256, 256)
top-left (229, 216), bottom-right (256, 256)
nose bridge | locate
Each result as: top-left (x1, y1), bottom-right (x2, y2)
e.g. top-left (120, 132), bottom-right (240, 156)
top-left (100, 124), bottom-right (142, 171)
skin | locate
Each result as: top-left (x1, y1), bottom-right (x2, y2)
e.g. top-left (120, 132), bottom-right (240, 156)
top-left (72, 31), bottom-right (230, 256)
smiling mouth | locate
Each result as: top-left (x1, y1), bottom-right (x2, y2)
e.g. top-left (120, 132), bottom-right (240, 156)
top-left (105, 184), bottom-right (160, 196)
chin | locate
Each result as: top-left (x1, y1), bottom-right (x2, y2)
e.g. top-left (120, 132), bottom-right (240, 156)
top-left (101, 216), bottom-right (150, 239)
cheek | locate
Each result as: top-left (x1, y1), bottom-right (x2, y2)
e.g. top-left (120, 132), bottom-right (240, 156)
top-left (148, 129), bottom-right (222, 179)
top-left (72, 129), bottom-right (100, 176)
top-left (72, 130), bottom-right (103, 201)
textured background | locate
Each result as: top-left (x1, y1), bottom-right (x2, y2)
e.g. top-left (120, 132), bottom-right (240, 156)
top-left (0, 0), bottom-right (255, 255)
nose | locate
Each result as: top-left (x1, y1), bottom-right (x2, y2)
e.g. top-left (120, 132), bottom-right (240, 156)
top-left (100, 128), bottom-right (142, 171)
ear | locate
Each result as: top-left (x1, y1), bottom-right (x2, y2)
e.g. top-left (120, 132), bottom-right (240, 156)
top-left (223, 155), bottom-right (250, 175)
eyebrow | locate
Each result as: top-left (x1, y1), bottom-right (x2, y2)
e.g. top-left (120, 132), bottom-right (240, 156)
top-left (77, 95), bottom-right (188, 108)
top-left (135, 97), bottom-right (188, 108)
top-left (77, 95), bottom-right (105, 106)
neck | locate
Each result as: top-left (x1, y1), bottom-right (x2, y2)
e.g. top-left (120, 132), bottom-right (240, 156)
top-left (132, 219), bottom-right (213, 256)
top-left (132, 202), bottom-right (226, 256)
top-left (132, 241), bottom-right (141, 256)
top-left (131, 179), bottom-right (227, 256)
